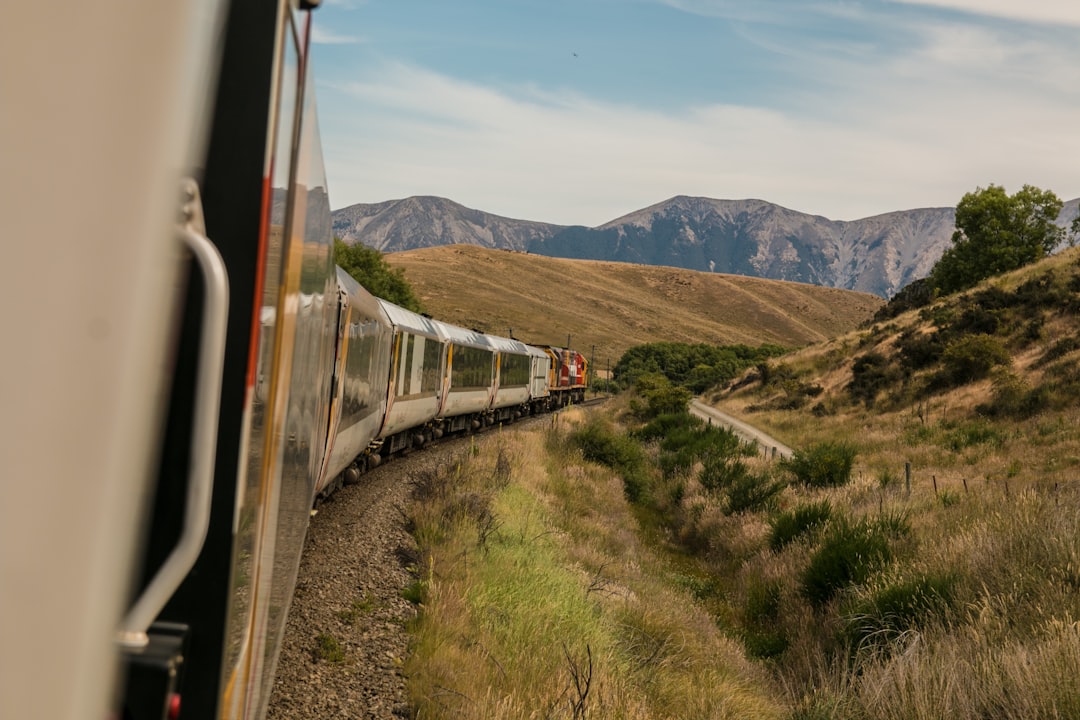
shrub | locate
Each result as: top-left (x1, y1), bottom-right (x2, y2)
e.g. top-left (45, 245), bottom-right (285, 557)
top-left (635, 412), bottom-right (749, 478)
top-left (1039, 336), bottom-right (1080, 366)
top-left (976, 371), bottom-right (1049, 418)
top-left (873, 277), bottom-right (934, 321)
top-left (768, 500), bottom-right (833, 551)
top-left (949, 304), bottom-right (1001, 335)
top-left (782, 442), bottom-right (857, 488)
top-left (741, 579), bottom-right (789, 659)
top-left (800, 514), bottom-right (910, 607)
top-left (723, 471), bottom-right (785, 515)
top-left (633, 411), bottom-right (701, 442)
top-left (699, 455), bottom-right (750, 493)
top-left (570, 419), bottom-right (649, 501)
top-left (630, 373), bottom-right (692, 419)
top-left (841, 573), bottom-right (957, 653)
top-left (1015, 271), bottom-right (1068, 310)
top-left (757, 361), bottom-right (798, 388)
top-left (936, 334), bottom-right (1010, 386)
top-left (848, 352), bottom-right (901, 407)
top-left (896, 329), bottom-right (944, 370)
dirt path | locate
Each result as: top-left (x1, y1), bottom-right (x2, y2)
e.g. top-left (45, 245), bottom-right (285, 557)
top-left (689, 399), bottom-right (793, 459)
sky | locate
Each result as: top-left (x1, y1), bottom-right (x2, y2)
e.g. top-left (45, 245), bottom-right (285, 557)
top-left (311, 0), bottom-right (1080, 226)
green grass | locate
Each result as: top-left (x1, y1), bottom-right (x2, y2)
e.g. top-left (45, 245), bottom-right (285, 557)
top-left (313, 633), bottom-right (346, 664)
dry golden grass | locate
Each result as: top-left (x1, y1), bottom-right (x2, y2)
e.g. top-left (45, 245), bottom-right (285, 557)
top-left (386, 244), bottom-right (883, 368)
top-left (682, 247), bottom-right (1080, 718)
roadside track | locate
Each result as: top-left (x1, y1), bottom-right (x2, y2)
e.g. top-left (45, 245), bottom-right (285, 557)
top-left (689, 399), bottom-right (793, 459)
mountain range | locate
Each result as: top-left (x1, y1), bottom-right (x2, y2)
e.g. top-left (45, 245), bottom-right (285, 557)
top-left (332, 195), bottom-right (1080, 298)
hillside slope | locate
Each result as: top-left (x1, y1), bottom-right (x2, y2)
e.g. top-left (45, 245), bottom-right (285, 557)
top-left (384, 244), bottom-right (883, 367)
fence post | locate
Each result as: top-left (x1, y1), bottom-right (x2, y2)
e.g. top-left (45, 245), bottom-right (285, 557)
top-left (905, 462), bottom-right (911, 497)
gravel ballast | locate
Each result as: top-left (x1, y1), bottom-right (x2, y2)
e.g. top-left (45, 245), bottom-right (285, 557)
top-left (265, 444), bottom-right (450, 719)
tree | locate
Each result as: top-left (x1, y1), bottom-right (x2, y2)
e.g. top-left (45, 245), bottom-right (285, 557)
top-left (334, 239), bottom-right (425, 314)
top-left (930, 184), bottom-right (1064, 296)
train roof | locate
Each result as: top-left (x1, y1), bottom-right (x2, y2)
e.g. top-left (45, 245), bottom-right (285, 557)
top-left (524, 344), bottom-right (549, 359)
top-left (430, 318), bottom-right (492, 350)
top-left (484, 334), bottom-right (531, 355)
top-left (335, 267), bottom-right (389, 323)
top-left (376, 297), bottom-right (442, 338)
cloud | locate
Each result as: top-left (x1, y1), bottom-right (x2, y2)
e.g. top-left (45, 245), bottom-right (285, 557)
top-left (886, 0), bottom-right (1080, 26)
top-left (311, 24), bottom-right (362, 45)
top-left (318, 31), bottom-right (1080, 226)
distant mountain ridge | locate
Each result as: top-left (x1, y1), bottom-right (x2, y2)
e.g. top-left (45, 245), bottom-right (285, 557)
top-left (332, 195), bottom-right (1080, 298)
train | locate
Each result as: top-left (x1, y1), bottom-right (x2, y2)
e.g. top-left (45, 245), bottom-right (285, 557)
top-left (315, 272), bottom-right (588, 500)
top-left (1, 2), bottom-right (584, 720)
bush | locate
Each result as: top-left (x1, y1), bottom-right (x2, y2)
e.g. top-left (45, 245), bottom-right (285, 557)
top-left (841, 573), bottom-right (957, 653)
top-left (936, 334), bottom-right (1010, 386)
top-left (1039, 336), bottom-right (1080, 366)
top-left (800, 514), bottom-right (910, 607)
top-left (699, 454), bottom-right (750, 493)
top-left (630, 373), bottom-right (692, 419)
top-left (570, 420), bottom-right (649, 501)
top-left (896, 329), bottom-right (945, 370)
top-left (939, 419), bottom-right (1005, 451)
top-left (313, 633), bottom-right (346, 663)
top-left (848, 352), bottom-right (901, 407)
top-left (635, 412), bottom-right (750, 478)
top-left (768, 500), bottom-right (833, 552)
top-left (782, 442), bottom-right (857, 488)
top-left (634, 411), bottom-right (701, 442)
top-left (741, 579), bottom-right (789, 659)
top-left (976, 371), bottom-right (1049, 419)
top-left (613, 341), bottom-right (788, 390)
top-left (723, 471), bottom-right (785, 515)
top-left (873, 277), bottom-right (934, 321)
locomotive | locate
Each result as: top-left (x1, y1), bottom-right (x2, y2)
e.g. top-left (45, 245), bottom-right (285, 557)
top-left (1, 2), bottom-right (584, 720)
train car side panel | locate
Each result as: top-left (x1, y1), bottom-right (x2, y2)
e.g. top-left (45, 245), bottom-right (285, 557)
top-left (377, 299), bottom-right (446, 443)
top-left (322, 270), bottom-right (393, 485)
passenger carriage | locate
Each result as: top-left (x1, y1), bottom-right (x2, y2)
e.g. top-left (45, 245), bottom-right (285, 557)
top-left (435, 322), bottom-right (499, 432)
top-left (486, 335), bottom-right (536, 422)
top-left (376, 298), bottom-right (448, 455)
top-left (320, 269), bottom-right (394, 494)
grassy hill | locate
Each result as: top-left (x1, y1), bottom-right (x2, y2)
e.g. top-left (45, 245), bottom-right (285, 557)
top-left (385, 244), bottom-right (884, 368)
top-left (684, 245), bottom-right (1080, 717)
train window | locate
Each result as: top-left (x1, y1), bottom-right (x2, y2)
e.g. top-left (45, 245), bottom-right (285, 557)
top-left (500, 353), bottom-right (530, 388)
top-left (339, 317), bottom-right (380, 430)
top-left (422, 337), bottom-right (442, 393)
top-left (451, 344), bottom-right (493, 390)
top-left (401, 334), bottom-right (415, 396)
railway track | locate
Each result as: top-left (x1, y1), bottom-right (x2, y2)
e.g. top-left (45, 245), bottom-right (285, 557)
top-left (267, 412), bottom-right (561, 719)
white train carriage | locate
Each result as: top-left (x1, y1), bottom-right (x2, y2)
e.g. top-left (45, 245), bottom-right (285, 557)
top-left (486, 335), bottom-right (536, 422)
top-left (320, 268), bottom-right (395, 494)
top-left (435, 321), bottom-right (498, 432)
top-left (527, 344), bottom-right (553, 412)
top-left (376, 298), bottom-right (448, 454)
